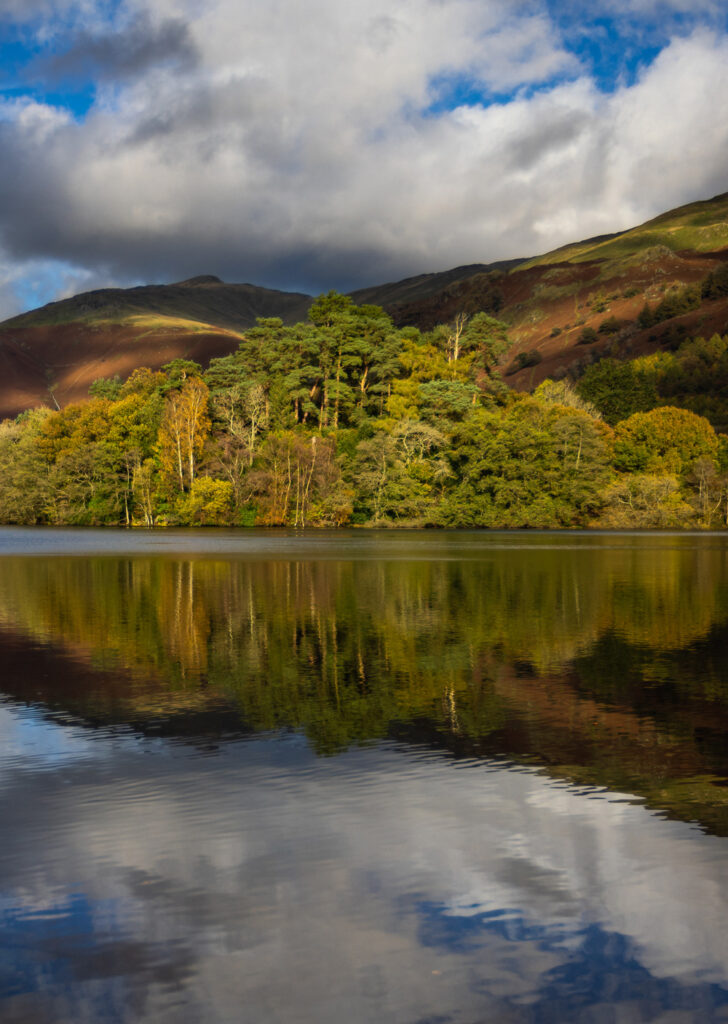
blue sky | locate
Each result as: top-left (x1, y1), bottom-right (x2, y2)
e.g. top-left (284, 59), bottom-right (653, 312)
top-left (0, 0), bottom-right (727, 316)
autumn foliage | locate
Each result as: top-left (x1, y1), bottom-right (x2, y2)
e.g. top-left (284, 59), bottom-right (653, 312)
top-left (1, 295), bottom-right (727, 529)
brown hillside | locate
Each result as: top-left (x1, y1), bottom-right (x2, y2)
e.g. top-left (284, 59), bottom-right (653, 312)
top-left (0, 277), bottom-right (312, 419)
top-left (374, 246), bottom-right (728, 388)
top-left (503, 249), bottom-right (728, 389)
top-left (0, 317), bottom-right (245, 420)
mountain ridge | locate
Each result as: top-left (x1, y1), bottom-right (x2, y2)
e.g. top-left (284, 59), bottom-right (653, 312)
top-left (1, 190), bottom-right (727, 419)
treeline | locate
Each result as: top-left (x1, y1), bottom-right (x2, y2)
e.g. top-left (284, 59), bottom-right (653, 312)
top-left (1, 292), bottom-right (727, 529)
top-left (578, 332), bottom-right (728, 433)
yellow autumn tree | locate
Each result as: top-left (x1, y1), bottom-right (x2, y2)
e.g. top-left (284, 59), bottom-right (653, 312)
top-left (157, 378), bottom-right (211, 492)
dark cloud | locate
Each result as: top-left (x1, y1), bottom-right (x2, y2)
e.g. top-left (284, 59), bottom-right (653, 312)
top-left (0, 2), bottom-right (727, 316)
top-left (33, 14), bottom-right (198, 85)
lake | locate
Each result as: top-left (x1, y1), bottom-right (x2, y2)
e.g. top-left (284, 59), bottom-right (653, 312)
top-left (1, 528), bottom-right (728, 1023)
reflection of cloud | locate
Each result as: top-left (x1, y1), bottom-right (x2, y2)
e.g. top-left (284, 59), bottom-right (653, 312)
top-left (1, 704), bottom-right (728, 1022)
top-left (0, 701), bottom-right (105, 768)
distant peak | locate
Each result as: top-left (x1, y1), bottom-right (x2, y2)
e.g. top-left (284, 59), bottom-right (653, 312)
top-left (175, 275), bottom-right (223, 287)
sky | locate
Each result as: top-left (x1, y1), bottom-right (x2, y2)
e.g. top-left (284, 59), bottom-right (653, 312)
top-left (0, 0), bottom-right (727, 319)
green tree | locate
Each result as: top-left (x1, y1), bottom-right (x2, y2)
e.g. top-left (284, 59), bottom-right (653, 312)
top-left (441, 400), bottom-right (613, 528)
top-left (577, 359), bottom-right (657, 425)
top-left (613, 406), bottom-right (719, 476)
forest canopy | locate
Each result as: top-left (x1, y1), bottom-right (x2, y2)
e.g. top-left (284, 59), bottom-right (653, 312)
top-left (1, 293), bottom-right (727, 530)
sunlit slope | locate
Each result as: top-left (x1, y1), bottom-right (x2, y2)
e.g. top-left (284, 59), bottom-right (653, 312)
top-left (0, 313), bottom-right (247, 419)
top-left (521, 191), bottom-right (728, 269)
top-left (0, 276), bottom-right (313, 418)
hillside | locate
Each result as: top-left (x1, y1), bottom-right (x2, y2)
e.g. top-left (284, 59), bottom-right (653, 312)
top-left (365, 192), bottom-right (728, 390)
top-left (0, 277), bottom-right (312, 419)
top-left (1, 191), bottom-right (728, 418)
top-left (349, 258), bottom-right (525, 308)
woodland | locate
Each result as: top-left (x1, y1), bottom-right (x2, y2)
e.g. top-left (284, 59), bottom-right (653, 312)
top-left (1, 290), bottom-right (727, 530)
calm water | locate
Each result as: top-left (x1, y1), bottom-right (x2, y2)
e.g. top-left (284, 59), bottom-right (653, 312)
top-left (1, 528), bottom-right (728, 1023)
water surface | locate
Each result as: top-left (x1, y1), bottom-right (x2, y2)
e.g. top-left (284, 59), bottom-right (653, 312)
top-left (1, 529), bottom-right (728, 1023)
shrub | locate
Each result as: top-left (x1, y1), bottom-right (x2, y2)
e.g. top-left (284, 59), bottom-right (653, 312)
top-left (515, 350), bottom-right (543, 369)
top-left (598, 317), bottom-right (621, 335)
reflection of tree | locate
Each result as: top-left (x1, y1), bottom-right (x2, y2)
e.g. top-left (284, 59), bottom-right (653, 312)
top-left (0, 540), bottom-right (727, 753)
top-left (1, 541), bottom-right (728, 830)
top-left (0, 542), bottom-right (727, 687)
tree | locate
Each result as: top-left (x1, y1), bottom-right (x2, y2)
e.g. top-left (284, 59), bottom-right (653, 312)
top-left (687, 456), bottom-right (728, 528)
top-left (613, 406), bottom-right (719, 476)
top-left (350, 431), bottom-right (441, 525)
top-left (441, 400), bottom-right (612, 528)
top-left (89, 375), bottom-right (122, 400)
top-left (701, 262), bottom-right (728, 301)
top-left (251, 433), bottom-right (341, 526)
top-left (462, 313), bottom-right (510, 376)
top-left (0, 409), bottom-right (53, 523)
top-left (596, 474), bottom-right (693, 528)
top-left (213, 381), bottom-right (269, 466)
top-left (576, 359), bottom-right (657, 425)
top-left (157, 377), bottom-right (211, 492)
top-left (161, 359), bottom-right (203, 391)
top-left (106, 390), bottom-right (163, 524)
top-left (176, 477), bottom-right (235, 525)
top-left (533, 379), bottom-right (601, 418)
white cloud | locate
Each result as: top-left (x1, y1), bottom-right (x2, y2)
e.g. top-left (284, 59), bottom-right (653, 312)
top-left (0, 0), bottom-right (726, 316)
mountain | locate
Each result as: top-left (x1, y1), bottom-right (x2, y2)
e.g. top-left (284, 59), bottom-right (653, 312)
top-left (379, 192), bottom-right (728, 388)
top-left (349, 258), bottom-right (525, 308)
top-left (0, 277), bottom-right (312, 419)
top-left (1, 192), bottom-right (727, 418)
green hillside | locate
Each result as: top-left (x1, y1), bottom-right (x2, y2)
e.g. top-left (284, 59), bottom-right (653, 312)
top-left (522, 192), bottom-right (728, 269)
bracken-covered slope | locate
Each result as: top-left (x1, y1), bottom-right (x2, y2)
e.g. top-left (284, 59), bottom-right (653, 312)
top-left (362, 191), bottom-right (728, 390)
top-left (0, 277), bottom-right (313, 419)
top-left (1, 192), bottom-right (728, 418)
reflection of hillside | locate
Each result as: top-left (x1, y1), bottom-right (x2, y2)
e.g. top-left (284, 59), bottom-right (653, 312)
top-left (488, 662), bottom-right (728, 835)
top-left (1, 542), bottom-right (728, 831)
top-left (0, 628), bottom-right (243, 735)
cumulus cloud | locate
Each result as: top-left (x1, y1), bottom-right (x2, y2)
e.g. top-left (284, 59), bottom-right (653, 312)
top-left (0, 0), bottom-right (727, 316)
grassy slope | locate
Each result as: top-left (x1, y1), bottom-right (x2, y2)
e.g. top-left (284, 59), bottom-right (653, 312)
top-left (521, 192), bottom-right (728, 269)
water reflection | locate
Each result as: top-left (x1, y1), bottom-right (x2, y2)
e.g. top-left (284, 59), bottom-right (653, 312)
top-left (0, 531), bottom-right (727, 832)
top-left (1, 710), bottom-right (728, 1023)
top-left (1, 530), bottom-right (728, 1021)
